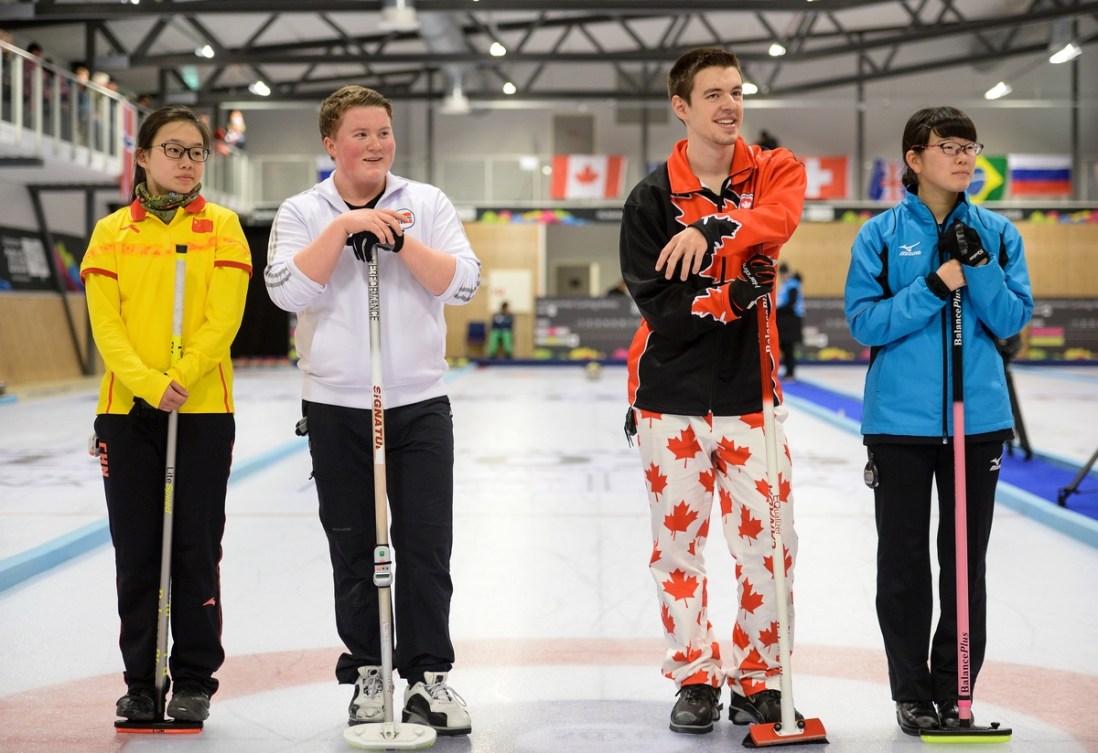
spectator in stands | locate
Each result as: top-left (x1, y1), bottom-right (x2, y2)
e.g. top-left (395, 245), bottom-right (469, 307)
top-left (223, 109), bottom-right (246, 150)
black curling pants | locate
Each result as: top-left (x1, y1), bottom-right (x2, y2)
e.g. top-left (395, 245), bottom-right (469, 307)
top-left (95, 409), bottom-right (234, 696)
top-left (870, 439), bottom-right (1003, 704)
top-left (303, 397), bottom-right (456, 686)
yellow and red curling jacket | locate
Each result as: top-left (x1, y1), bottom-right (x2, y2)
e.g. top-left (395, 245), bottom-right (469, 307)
top-left (621, 138), bottom-right (806, 416)
top-left (80, 196), bottom-right (252, 414)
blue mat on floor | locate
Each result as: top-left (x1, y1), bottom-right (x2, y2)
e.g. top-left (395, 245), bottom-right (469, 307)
top-left (783, 379), bottom-right (1098, 522)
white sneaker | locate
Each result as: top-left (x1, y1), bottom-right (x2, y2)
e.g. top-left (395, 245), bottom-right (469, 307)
top-left (402, 671), bottom-right (471, 736)
top-left (348, 666), bottom-right (385, 725)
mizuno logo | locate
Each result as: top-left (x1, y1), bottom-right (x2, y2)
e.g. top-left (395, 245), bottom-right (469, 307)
top-left (898, 242), bottom-right (921, 256)
top-left (990, 454), bottom-right (1002, 472)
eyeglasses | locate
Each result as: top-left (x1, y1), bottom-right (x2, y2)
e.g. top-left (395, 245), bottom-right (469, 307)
top-left (156, 143), bottom-right (211, 162)
top-left (912, 141), bottom-right (984, 156)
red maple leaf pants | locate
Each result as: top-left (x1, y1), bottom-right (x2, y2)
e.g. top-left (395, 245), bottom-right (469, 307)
top-left (635, 408), bottom-right (799, 696)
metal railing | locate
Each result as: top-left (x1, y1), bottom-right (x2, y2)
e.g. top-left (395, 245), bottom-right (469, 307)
top-left (1, 40), bottom-right (250, 209)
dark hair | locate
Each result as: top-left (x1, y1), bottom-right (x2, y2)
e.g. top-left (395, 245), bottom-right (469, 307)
top-left (130, 104), bottom-right (211, 201)
top-left (667, 47), bottom-right (740, 103)
top-left (319, 85), bottom-right (393, 140)
top-left (900, 106), bottom-right (977, 191)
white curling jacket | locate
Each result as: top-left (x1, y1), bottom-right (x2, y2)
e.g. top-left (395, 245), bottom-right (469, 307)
top-left (265, 172), bottom-right (480, 410)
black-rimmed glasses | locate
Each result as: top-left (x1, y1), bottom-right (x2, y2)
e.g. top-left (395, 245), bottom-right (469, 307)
top-left (156, 143), bottom-right (211, 162)
top-left (912, 141), bottom-right (984, 157)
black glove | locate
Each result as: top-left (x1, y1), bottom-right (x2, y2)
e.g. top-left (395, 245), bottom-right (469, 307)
top-left (350, 229), bottom-right (404, 262)
top-left (727, 253), bottom-right (776, 314)
top-left (942, 220), bottom-right (988, 267)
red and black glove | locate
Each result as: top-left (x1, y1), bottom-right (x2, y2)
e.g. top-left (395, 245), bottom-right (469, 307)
top-left (727, 253), bottom-right (776, 315)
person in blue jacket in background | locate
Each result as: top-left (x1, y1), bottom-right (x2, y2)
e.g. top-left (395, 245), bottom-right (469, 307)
top-left (775, 263), bottom-right (804, 380)
top-left (844, 105), bottom-right (1032, 737)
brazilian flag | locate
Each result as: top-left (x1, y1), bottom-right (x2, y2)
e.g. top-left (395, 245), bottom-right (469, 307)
top-left (970, 156), bottom-right (1006, 203)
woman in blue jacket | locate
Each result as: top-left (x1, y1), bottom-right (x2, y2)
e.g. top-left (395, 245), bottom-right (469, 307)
top-left (845, 106), bottom-right (1032, 736)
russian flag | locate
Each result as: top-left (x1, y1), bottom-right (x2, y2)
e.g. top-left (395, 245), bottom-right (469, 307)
top-left (1008, 154), bottom-right (1072, 197)
top-left (550, 155), bottom-right (627, 200)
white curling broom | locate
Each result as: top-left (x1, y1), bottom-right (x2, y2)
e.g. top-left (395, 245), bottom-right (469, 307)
top-left (344, 238), bottom-right (436, 751)
top-left (743, 293), bottom-right (828, 748)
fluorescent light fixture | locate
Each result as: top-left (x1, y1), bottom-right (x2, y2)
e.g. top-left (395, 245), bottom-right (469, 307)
top-left (248, 80), bottom-right (271, 97)
top-left (502, 81), bottom-right (517, 95)
top-left (768, 43), bottom-right (787, 57)
top-left (195, 45), bottom-right (215, 59)
top-left (984, 81), bottom-right (1012, 100)
top-left (742, 82), bottom-right (759, 95)
top-left (519, 155), bottom-right (539, 171)
top-left (1049, 42), bottom-right (1081, 64)
top-left (489, 41), bottom-right (507, 57)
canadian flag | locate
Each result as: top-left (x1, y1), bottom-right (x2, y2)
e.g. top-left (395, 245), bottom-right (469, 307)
top-left (550, 155), bottom-right (627, 200)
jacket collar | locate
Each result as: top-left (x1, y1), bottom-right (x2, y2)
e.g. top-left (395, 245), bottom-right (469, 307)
top-left (128, 194), bottom-right (207, 221)
top-left (667, 136), bottom-right (756, 196)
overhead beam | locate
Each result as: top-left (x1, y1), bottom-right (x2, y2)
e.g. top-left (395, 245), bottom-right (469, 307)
top-left (0, 0), bottom-right (888, 22)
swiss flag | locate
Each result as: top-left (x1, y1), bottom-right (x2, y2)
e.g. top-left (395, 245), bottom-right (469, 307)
top-left (550, 155), bottom-right (627, 200)
top-left (802, 156), bottom-right (849, 200)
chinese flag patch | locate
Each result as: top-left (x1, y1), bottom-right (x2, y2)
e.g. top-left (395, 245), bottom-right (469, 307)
top-left (192, 218), bottom-right (213, 233)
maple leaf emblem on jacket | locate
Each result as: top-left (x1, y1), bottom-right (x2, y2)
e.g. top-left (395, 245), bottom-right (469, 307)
top-left (690, 287), bottom-right (730, 323)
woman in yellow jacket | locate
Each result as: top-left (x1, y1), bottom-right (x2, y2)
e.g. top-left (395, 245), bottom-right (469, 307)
top-left (80, 105), bottom-right (251, 724)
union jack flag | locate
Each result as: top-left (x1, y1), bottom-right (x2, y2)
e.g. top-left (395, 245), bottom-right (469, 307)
top-left (868, 157), bottom-right (905, 203)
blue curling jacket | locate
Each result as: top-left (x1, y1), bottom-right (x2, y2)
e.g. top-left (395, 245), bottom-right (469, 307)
top-left (844, 190), bottom-right (1033, 440)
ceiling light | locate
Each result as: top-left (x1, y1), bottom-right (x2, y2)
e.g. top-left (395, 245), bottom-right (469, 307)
top-left (489, 41), bottom-right (507, 57)
top-left (742, 82), bottom-right (759, 95)
top-left (195, 45), bottom-right (215, 59)
top-left (984, 81), bottom-right (1012, 100)
top-left (440, 89), bottom-right (471, 114)
top-left (249, 80), bottom-right (271, 97)
top-left (502, 81), bottom-right (516, 95)
top-left (1049, 42), bottom-right (1081, 64)
top-left (379, 0), bottom-right (418, 31)
top-left (768, 43), bottom-right (787, 57)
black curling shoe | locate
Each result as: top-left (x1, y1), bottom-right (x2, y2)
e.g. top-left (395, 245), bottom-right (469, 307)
top-left (896, 700), bottom-right (940, 735)
top-left (670, 684), bottom-right (723, 734)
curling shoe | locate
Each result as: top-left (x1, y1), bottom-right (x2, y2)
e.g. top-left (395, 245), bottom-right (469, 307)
top-left (730, 689), bottom-right (804, 725)
top-left (115, 687), bottom-right (156, 721)
top-left (348, 666), bottom-right (385, 725)
top-left (896, 700), bottom-right (940, 735)
top-left (167, 686), bottom-right (210, 722)
top-left (669, 683), bottom-right (722, 734)
top-left (937, 699), bottom-right (971, 728)
top-left (402, 672), bottom-right (471, 736)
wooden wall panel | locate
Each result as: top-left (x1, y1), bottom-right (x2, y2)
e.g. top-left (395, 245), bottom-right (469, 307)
top-left (0, 293), bottom-right (88, 386)
top-left (444, 223), bottom-right (542, 359)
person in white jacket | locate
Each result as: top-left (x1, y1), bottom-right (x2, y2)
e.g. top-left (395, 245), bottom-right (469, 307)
top-left (265, 85), bottom-right (480, 736)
